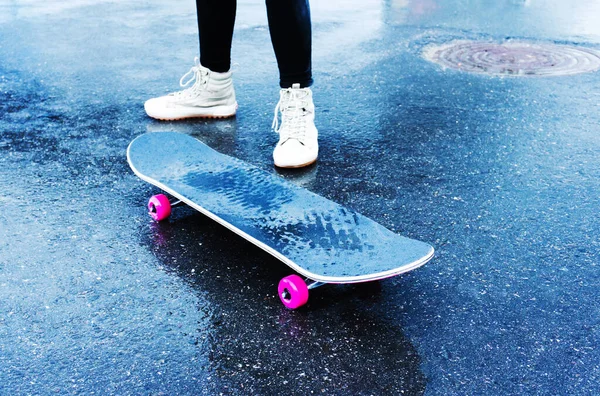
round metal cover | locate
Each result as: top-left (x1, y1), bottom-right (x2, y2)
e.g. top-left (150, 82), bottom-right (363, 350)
top-left (423, 41), bottom-right (600, 77)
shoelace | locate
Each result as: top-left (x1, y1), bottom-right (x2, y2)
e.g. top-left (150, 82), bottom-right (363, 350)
top-left (175, 57), bottom-right (209, 97)
top-left (272, 88), bottom-right (310, 142)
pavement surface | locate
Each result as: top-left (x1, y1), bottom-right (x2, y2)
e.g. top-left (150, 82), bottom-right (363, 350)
top-left (1, 0), bottom-right (599, 394)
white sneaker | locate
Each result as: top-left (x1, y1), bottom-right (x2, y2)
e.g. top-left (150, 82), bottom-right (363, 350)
top-left (144, 58), bottom-right (238, 120)
top-left (272, 84), bottom-right (319, 168)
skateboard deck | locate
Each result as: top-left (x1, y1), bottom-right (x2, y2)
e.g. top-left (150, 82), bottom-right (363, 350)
top-left (127, 132), bottom-right (434, 308)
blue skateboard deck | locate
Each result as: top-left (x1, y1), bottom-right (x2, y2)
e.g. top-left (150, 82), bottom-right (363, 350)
top-left (127, 132), bottom-right (434, 286)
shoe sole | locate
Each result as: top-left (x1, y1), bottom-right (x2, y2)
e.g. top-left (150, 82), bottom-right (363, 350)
top-left (274, 158), bottom-right (317, 169)
top-left (145, 103), bottom-right (238, 121)
top-left (148, 113), bottom-right (236, 121)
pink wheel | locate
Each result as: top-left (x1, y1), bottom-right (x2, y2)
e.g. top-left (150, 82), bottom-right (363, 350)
top-left (278, 275), bottom-right (309, 309)
top-left (148, 194), bottom-right (172, 221)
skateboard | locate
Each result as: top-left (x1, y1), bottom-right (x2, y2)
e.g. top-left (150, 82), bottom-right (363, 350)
top-left (127, 132), bottom-right (434, 309)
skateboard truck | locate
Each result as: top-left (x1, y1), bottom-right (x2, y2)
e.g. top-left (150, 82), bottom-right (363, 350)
top-left (148, 194), bottom-right (183, 222)
top-left (148, 193), bottom-right (321, 309)
top-left (278, 276), bottom-right (325, 309)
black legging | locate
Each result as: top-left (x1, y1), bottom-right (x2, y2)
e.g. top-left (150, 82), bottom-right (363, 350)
top-left (196, 0), bottom-right (313, 88)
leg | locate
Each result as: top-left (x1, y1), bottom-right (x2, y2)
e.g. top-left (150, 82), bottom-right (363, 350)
top-left (196, 0), bottom-right (237, 72)
top-left (265, 0), bottom-right (313, 88)
top-left (144, 1), bottom-right (238, 120)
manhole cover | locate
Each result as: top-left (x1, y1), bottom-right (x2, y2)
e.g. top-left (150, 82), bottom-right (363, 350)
top-left (423, 41), bottom-right (600, 76)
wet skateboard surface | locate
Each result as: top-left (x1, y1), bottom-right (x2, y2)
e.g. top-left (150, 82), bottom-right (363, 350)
top-left (128, 132), bottom-right (434, 282)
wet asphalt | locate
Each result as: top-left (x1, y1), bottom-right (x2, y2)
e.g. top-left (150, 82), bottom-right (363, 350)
top-left (1, 0), bottom-right (600, 394)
